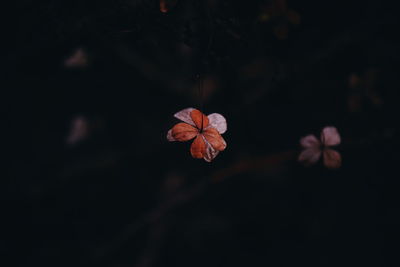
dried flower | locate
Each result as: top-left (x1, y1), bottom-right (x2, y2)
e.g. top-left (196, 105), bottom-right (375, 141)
top-left (298, 126), bottom-right (342, 169)
top-left (64, 48), bottom-right (88, 68)
top-left (167, 108), bottom-right (227, 162)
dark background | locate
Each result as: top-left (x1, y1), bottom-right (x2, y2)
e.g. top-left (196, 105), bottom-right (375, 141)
top-left (4, 0), bottom-right (400, 266)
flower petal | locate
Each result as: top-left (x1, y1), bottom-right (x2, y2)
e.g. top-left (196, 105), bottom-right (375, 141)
top-left (300, 134), bottom-right (320, 148)
top-left (174, 108), bottom-right (196, 126)
top-left (202, 127), bottom-right (227, 151)
top-left (190, 135), bottom-right (206, 159)
top-left (167, 129), bottom-right (175, 141)
top-left (171, 123), bottom-right (198, 141)
top-left (298, 148), bottom-right (321, 166)
top-left (323, 149), bottom-right (342, 169)
top-left (207, 113), bottom-right (227, 134)
top-left (190, 109), bottom-right (209, 130)
top-left (321, 126), bottom-right (341, 146)
top-left (203, 137), bottom-right (219, 162)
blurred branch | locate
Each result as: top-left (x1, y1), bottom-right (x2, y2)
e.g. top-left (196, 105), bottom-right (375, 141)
top-left (91, 150), bottom-right (296, 264)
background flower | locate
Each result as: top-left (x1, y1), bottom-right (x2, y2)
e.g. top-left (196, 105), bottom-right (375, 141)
top-left (299, 126), bottom-right (342, 169)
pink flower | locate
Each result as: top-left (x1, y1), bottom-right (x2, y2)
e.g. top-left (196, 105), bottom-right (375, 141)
top-left (66, 116), bottom-right (89, 145)
top-left (64, 48), bottom-right (88, 68)
top-left (298, 126), bottom-right (342, 169)
top-left (167, 108), bottom-right (227, 162)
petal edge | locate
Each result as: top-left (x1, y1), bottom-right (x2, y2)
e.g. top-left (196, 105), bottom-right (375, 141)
top-left (203, 137), bottom-right (220, 162)
top-left (174, 108), bottom-right (196, 126)
top-left (202, 127), bottom-right (227, 151)
top-left (167, 129), bottom-right (175, 141)
top-left (207, 113), bottom-right (227, 134)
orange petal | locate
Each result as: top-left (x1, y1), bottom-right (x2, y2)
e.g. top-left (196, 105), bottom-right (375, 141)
top-left (202, 127), bottom-right (227, 151)
top-left (171, 123), bottom-right (198, 141)
top-left (190, 109), bottom-right (209, 130)
top-left (323, 149), bottom-right (342, 169)
top-left (190, 135), bottom-right (206, 159)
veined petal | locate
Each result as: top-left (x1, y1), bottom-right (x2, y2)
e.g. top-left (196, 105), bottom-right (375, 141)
top-left (174, 108), bottom-right (196, 126)
top-left (300, 134), bottom-right (320, 148)
top-left (207, 113), bottom-right (227, 134)
top-left (321, 126), bottom-right (341, 146)
top-left (171, 123), bottom-right (198, 141)
top-left (298, 148), bottom-right (321, 166)
top-left (190, 109), bottom-right (209, 130)
top-left (323, 149), bottom-right (342, 169)
top-left (203, 137), bottom-right (219, 162)
top-left (167, 129), bottom-right (175, 141)
top-left (190, 135), bottom-right (206, 159)
top-left (202, 127), bottom-right (227, 151)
